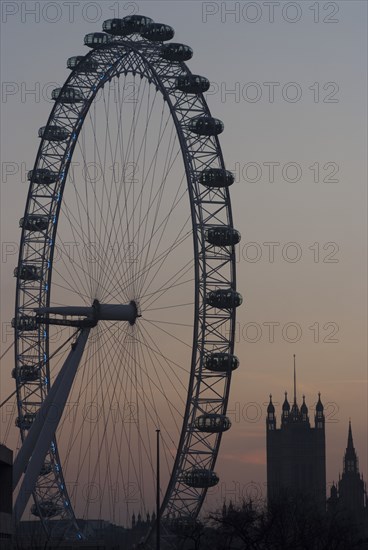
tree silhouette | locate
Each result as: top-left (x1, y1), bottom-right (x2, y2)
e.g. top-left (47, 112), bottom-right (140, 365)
top-left (207, 493), bottom-right (366, 550)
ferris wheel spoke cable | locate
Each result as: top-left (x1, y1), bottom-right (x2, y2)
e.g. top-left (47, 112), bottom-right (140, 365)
top-left (0, 340), bottom-right (14, 361)
top-left (54, 173), bottom-right (120, 302)
top-left (56, 326), bottom-right (119, 467)
top-left (106, 181), bottom-right (190, 304)
top-left (136, 326), bottom-right (189, 389)
top-left (70, 112), bottom-right (123, 301)
top-left (134, 329), bottom-right (175, 485)
top-left (136, 322), bottom-right (187, 399)
top-left (131, 100), bottom-right (170, 294)
top-left (129, 93), bottom-right (166, 298)
top-left (112, 77), bottom-right (145, 293)
top-left (134, 82), bottom-right (154, 299)
top-left (135, 180), bottom-right (189, 295)
top-left (136, 123), bottom-right (179, 298)
top-left (141, 272), bottom-right (194, 308)
top-left (106, 95), bottom-right (175, 300)
top-left (146, 319), bottom-right (192, 328)
top-left (123, 110), bottom-right (181, 297)
top-left (143, 318), bottom-right (192, 352)
top-left (145, 302), bottom-right (194, 312)
top-left (96, 78), bottom-right (154, 298)
top-left (140, 250), bottom-right (194, 311)
top-left (106, 325), bottom-right (178, 476)
top-left (93, 80), bottom-right (138, 297)
top-left (59, 322), bottom-right (168, 501)
top-left (104, 324), bottom-right (184, 449)
top-left (93, 334), bottom-right (138, 520)
top-left (133, 325), bottom-right (185, 487)
top-left (74, 77), bottom-right (154, 302)
top-left (77, 108), bottom-right (131, 302)
top-left (133, 218), bottom-right (191, 290)
top-left (52, 233), bottom-right (107, 303)
top-left (136, 167), bottom-right (187, 299)
top-left (104, 198), bottom-right (190, 304)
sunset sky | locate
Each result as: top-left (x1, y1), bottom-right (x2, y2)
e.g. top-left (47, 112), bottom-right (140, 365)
top-left (0, 0), bottom-right (366, 522)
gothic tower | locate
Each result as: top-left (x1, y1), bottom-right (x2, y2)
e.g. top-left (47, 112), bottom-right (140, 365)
top-left (266, 356), bottom-right (326, 509)
top-left (337, 421), bottom-right (366, 517)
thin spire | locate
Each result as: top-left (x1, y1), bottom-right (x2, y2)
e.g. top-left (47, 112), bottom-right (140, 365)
top-left (347, 419), bottom-right (354, 451)
top-left (344, 420), bottom-right (358, 473)
top-left (293, 354), bottom-right (297, 404)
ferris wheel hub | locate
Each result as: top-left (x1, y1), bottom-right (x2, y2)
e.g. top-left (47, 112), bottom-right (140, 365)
top-left (34, 300), bottom-right (139, 327)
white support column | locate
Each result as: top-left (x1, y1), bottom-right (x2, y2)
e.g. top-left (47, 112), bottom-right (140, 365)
top-left (13, 328), bottom-right (90, 523)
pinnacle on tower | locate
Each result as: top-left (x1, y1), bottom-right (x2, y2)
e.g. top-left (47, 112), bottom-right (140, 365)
top-left (343, 420), bottom-right (359, 473)
top-left (291, 355), bottom-right (299, 419)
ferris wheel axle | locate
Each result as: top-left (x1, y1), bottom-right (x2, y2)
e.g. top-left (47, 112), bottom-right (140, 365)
top-left (35, 300), bottom-right (140, 327)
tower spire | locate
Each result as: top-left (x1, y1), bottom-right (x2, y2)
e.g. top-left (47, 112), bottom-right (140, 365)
top-left (343, 420), bottom-right (358, 474)
top-left (290, 355), bottom-right (300, 420)
top-left (347, 419), bottom-right (354, 451)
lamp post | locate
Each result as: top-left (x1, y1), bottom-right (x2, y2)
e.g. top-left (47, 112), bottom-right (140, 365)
top-left (156, 429), bottom-right (160, 550)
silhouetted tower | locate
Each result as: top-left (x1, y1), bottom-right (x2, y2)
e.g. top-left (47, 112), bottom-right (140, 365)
top-left (328, 482), bottom-right (339, 511)
top-left (337, 421), bottom-right (366, 516)
top-left (266, 356), bottom-right (326, 509)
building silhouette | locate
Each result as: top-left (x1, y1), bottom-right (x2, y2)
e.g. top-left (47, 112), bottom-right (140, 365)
top-left (328, 421), bottom-right (367, 537)
top-left (0, 444), bottom-right (13, 550)
top-left (266, 356), bottom-right (326, 509)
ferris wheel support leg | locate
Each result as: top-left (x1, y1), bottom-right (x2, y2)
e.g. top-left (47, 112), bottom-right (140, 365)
top-left (13, 328), bottom-right (90, 523)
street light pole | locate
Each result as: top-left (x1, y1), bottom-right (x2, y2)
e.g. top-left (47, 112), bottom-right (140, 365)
top-left (156, 429), bottom-right (161, 550)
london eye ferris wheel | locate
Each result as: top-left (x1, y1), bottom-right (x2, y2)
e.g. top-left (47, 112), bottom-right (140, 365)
top-left (12, 14), bottom-right (242, 540)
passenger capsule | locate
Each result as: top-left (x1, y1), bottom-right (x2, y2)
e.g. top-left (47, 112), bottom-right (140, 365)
top-left (38, 125), bottom-right (69, 142)
top-left (103, 15), bottom-right (153, 36)
top-left (103, 19), bottom-right (128, 35)
top-left (12, 316), bottom-right (38, 332)
top-left (205, 353), bottom-right (239, 372)
top-left (84, 32), bottom-right (111, 48)
top-left (14, 265), bottom-right (42, 281)
top-left (67, 56), bottom-right (98, 73)
top-left (122, 15), bottom-right (154, 34)
top-left (20, 215), bottom-right (49, 232)
top-left (12, 365), bottom-right (39, 382)
top-left (51, 87), bottom-right (84, 103)
top-left (175, 75), bottom-right (210, 94)
top-left (142, 23), bottom-right (174, 42)
top-left (194, 414), bottom-right (231, 433)
top-left (31, 500), bottom-right (62, 518)
top-left (183, 469), bottom-right (219, 488)
top-left (28, 169), bottom-right (58, 185)
top-left (188, 117), bottom-right (224, 136)
top-left (206, 289), bottom-right (243, 309)
top-left (16, 413), bottom-right (36, 430)
top-left (205, 226), bottom-right (241, 246)
top-left (160, 43), bottom-right (193, 62)
top-left (199, 168), bottom-right (234, 188)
